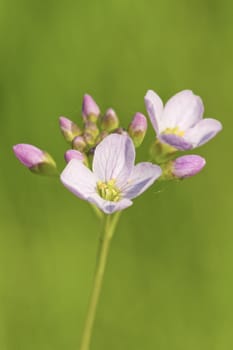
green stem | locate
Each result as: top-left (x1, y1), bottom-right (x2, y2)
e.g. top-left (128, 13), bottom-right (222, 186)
top-left (79, 212), bottom-right (121, 350)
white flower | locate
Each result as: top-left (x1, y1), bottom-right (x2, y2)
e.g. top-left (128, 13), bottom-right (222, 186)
top-left (61, 134), bottom-right (161, 214)
top-left (145, 90), bottom-right (222, 150)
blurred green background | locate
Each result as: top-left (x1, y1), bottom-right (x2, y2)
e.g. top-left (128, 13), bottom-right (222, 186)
top-left (0, 0), bottom-right (232, 349)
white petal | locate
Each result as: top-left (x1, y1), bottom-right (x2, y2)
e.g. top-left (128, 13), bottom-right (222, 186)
top-left (61, 159), bottom-right (97, 200)
top-left (162, 90), bottom-right (204, 131)
top-left (144, 90), bottom-right (163, 133)
top-left (122, 162), bottom-right (162, 199)
top-left (88, 193), bottom-right (132, 214)
top-left (184, 118), bottom-right (222, 148)
top-left (93, 134), bottom-right (135, 186)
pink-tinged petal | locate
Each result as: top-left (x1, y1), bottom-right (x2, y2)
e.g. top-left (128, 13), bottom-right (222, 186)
top-left (159, 134), bottom-right (192, 150)
top-left (13, 144), bottom-right (45, 167)
top-left (93, 134), bottom-right (135, 186)
top-left (87, 193), bottom-right (132, 214)
top-left (144, 90), bottom-right (163, 133)
top-left (122, 162), bottom-right (162, 199)
top-left (184, 118), bottom-right (222, 148)
top-left (162, 90), bottom-right (204, 131)
top-left (60, 159), bottom-right (97, 200)
top-left (173, 155), bottom-right (206, 178)
top-left (64, 150), bottom-right (85, 163)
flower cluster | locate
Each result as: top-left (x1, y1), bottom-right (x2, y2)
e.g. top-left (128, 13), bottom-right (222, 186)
top-left (13, 90), bottom-right (222, 214)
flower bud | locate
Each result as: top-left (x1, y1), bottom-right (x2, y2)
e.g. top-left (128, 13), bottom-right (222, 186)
top-left (13, 144), bottom-right (57, 176)
top-left (82, 94), bottom-right (100, 122)
top-left (84, 121), bottom-right (99, 146)
top-left (64, 150), bottom-right (85, 163)
top-left (101, 108), bottom-right (119, 132)
top-left (72, 136), bottom-right (87, 152)
top-left (172, 155), bottom-right (206, 179)
top-left (128, 113), bottom-right (147, 147)
top-left (161, 155), bottom-right (206, 180)
top-left (59, 116), bottom-right (82, 142)
top-left (64, 149), bottom-right (88, 166)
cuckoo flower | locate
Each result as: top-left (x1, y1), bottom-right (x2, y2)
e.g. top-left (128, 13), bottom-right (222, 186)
top-left (61, 134), bottom-right (162, 214)
top-left (145, 90), bottom-right (222, 150)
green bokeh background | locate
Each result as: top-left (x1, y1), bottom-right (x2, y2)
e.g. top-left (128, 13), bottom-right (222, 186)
top-left (0, 0), bottom-right (232, 349)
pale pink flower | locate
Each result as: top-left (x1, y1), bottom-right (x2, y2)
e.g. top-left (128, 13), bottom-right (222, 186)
top-left (145, 90), bottom-right (222, 150)
top-left (61, 134), bottom-right (161, 214)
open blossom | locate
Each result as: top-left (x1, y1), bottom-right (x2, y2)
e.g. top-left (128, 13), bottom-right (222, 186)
top-left (61, 134), bottom-right (162, 214)
top-left (145, 90), bottom-right (222, 150)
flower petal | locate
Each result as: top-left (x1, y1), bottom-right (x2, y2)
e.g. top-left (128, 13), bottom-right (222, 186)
top-left (60, 159), bottom-right (97, 200)
top-left (159, 133), bottom-right (192, 150)
top-left (184, 118), bottom-right (222, 148)
top-left (144, 90), bottom-right (163, 133)
top-left (162, 90), bottom-right (204, 131)
top-left (122, 162), bottom-right (162, 199)
top-left (88, 193), bottom-right (132, 214)
top-left (93, 134), bottom-right (135, 186)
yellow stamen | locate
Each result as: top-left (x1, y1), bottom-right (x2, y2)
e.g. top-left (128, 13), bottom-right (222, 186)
top-left (163, 127), bottom-right (185, 137)
top-left (97, 179), bottom-right (121, 202)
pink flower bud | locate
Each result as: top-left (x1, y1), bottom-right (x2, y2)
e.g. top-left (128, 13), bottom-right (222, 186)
top-left (82, 94), bottom-right (100, 122)
top-left (128, 113), bottom-right (148, 147)
top-left (172, 155), bottom-right (206, 178)
top-left (59, 116), bottom-right (81, 142)
top-left (101, 108), bottom-right (119, 132)
top-left (13, 144), bottom-right (57, 175)
top-left (13, 144), bottom-right (46, 167)
top-left (64, 150), bottom-right (85, 163)
top-left (72, 136), bottom-right (87, 152)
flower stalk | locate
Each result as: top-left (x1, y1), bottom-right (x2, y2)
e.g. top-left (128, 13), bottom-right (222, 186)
top-left (79, 212), bottom-right (121, 350)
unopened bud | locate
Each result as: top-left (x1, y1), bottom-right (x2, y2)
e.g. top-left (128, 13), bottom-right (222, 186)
top-left (101, 108), bottom-right (119, 132)
top-left (84, 121), bottom-right (99, 146)
top-left (128, 113), bottom-right (147, 147)
top-left (64, 149), bottom-right (88, 166)
top-left (82, 94), bottom-right (100, 122)
top-left (13, 144), bottom-right (57, 176)
top-left (172, 155), bottom-right (206, 179)
top-left (59, 116), bottom-right (81, 142)
top-left (161, 155), bottom-right (206, 180)
top-left (72, 136), bottom-right (87, 152)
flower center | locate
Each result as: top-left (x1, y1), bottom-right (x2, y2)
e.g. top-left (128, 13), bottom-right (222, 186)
top-left (163, 127), bottom-right (185, 137)
top-left (97, 179), bottom-right (121, 202)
